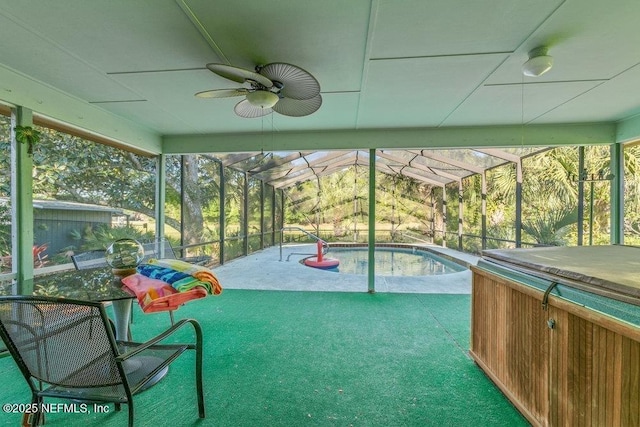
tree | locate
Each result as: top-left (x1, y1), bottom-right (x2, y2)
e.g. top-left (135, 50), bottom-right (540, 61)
top-left (30, 128), bottom-right (219, 251)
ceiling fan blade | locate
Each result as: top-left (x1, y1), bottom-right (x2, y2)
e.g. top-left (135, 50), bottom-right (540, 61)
top-left (259, 63), bottom-right (320, 100)
top-left (195, 88), bottom-right (248, 98)
top-left (234, 99), bottom-right (273, 118)
top-left (272, 94), bottom-right (322, 117)
top-left (206, 63), bottom-right (273, 88)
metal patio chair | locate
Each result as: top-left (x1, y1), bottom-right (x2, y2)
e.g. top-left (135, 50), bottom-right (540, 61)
top-left (0, 295), bottom-right (204, 426)
top-left (71, 250), bottom-right (109, 270)
top-left (142, 239), bottom-right (210, 266)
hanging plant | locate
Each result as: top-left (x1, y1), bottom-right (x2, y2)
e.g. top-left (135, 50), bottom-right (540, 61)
top-left (14, 125), bottom-right (41, 156)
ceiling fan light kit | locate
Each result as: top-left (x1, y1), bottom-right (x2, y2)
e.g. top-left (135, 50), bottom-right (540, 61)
top-left (197, 62), bottom-right (322, 118)
top-left (522, 46), bottom-right (553, 77)
top-left (246, 90), bottom-right (279, 108)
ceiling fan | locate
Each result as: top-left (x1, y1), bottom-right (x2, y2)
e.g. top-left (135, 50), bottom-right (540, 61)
top-left (196, 62), bottom-right (322, 118)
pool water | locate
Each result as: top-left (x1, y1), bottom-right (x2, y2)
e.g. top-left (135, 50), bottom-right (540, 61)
top-left (325, 247), bottom-right (466, 276)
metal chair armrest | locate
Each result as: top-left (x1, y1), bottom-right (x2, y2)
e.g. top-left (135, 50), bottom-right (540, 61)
top-left (115, 318), bottom-right (202, 362)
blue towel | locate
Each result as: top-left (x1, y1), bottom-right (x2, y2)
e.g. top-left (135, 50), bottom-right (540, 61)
top-left (137, 264), bottom-right (191, 286)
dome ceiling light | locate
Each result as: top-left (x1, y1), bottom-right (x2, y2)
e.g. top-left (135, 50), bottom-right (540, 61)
top-left (522, 46), bottom-right (553, 77)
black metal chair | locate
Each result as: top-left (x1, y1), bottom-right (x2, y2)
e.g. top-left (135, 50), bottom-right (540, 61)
top-left (0, 296), bottom-right (204, 426)
top-left (71, 250), bottom-right (109, 270)
top-left (142, 240), bottom-right (211, 266)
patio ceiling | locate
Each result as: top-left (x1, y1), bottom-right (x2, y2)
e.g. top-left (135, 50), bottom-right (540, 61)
top-left (0, 1), bottom-right (634, 190)
top-left (0, 0), bottom-right (639, 156)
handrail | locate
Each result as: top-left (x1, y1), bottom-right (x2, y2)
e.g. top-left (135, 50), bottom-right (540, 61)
top-left (396, 230), bottom-right (432, 244)
top-left (279, 227), bottom-right (328, 261)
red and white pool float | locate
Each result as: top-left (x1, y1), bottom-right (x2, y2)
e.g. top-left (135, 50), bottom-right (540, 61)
top-left (304, 240), bottom-right (340, 270)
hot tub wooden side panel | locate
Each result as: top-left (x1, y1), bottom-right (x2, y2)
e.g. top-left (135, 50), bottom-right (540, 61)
top-left (470, 268), bottom-right (549, 426)
top-left (471, 266), bottom-right (640, 427)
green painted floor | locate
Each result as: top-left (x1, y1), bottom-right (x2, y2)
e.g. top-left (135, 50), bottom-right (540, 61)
top-left (0, 290), bottom-right (528, 426)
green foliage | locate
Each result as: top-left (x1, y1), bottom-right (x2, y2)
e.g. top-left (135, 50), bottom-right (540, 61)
top-left (0, 203), bottom-right (9, 256)
top-left (521, 206), bottom-right (578, 246)
top-left (77, 224), bottom-right (154, 251)
top-left (32, 127), bottom-right (156, 215)
top-left (14, 125), bottom-right (41, 155)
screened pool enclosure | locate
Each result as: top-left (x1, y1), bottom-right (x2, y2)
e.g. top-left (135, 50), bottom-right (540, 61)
top-left (2, 106), bottom-right (639, 295)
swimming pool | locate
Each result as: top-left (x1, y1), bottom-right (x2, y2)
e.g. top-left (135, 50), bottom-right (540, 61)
top-left (322, 246), bottom-right (466, 276)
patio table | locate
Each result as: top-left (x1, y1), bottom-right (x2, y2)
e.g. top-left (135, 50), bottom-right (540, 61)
top-left (3, 267), bottom-right (135, 340)
top-left (2, 267), bottom-right (170, 389)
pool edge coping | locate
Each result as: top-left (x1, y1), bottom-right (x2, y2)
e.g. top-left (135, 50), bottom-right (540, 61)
top-left (326, 242), bottom-right (477, 269)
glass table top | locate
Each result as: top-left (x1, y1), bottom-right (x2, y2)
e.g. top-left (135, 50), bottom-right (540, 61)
top-left (1, 267), bottom-right (134, 302)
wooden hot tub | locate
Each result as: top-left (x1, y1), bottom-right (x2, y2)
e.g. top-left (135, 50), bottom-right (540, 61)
top-left (470, 245), bottom-right (640, 427)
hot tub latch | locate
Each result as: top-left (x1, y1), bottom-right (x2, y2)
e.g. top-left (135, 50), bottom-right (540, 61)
top-left (542, 282), bottom-right (559, 311)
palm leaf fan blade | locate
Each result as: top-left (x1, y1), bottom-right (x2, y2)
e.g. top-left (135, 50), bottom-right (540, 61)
top-left (272, 94), bottom-right (322, 117)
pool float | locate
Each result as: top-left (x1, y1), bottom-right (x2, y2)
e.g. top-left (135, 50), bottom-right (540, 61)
top-left (304, 240), bottom-right (340, 270)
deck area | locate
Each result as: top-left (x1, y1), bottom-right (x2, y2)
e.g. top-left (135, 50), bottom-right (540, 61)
top-left (0, 245), bottom-right (528, 426)
top-left (215, 243), bottom-right (478, 294)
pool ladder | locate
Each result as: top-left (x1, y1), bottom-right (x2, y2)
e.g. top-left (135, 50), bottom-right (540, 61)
top-left (279, 227), bottom-right (328, 261)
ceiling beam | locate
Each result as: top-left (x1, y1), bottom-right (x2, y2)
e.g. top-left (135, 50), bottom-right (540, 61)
top-left (248, 151), bottom-right (313, 174)
top-left (474, 148), bottom-right (521, 163)
top-left (271, 170), bottom-right (320, 189)
top-left (400, 169), bottom-right (448, 188)
top-left (163, 123), bottom-right (616, 154)
top-left (377, 150), bottom-right (462, 183)
top-left (260, 151), bottom-right (358, 185)
top-left (219, 152), bottom-right (263, 166)
top-left (411, 150), bottom-right (486, 174)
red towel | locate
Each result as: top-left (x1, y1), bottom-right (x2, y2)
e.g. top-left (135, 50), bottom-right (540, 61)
top-left (121, 273), bottom-right (208, 312)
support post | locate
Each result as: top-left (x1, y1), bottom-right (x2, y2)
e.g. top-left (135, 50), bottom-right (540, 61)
top-left (368, 149), bottom-right (376, 293)
top-left (260, 180), bottom-right (265, 249)
top-left (270, 185), bottom-right (276, 245)
top-left (154, 154), bottom-right (166, 254)
top-left (155, 154), bottom-right (166, 242)
top-left (610, 142), bottom-right (624, 244)
top-left (180, 156), bottom-right (187, 249)
top-left (442, 186), bottom-right (447, 247)
top-left (280, 189), bottom-right (286, 240)
top-left (481, 172), bottom-right (487, 251)
top-left (243, 172), bottom-right (249, 256)
top-left (515, 160), bottom-right (523, 248)
top-left (577, 146), bottom-right (585, 245)
top-left (458, 181), bottom-right (463, 250)
top-left (430, 190), bottom-right (435, 243)
top-left (353, 166), bottom-right (358, 242)
top-left (12, 107), bottom-right (34, 295)
top-left (219, 162), bottom-right (226, 264)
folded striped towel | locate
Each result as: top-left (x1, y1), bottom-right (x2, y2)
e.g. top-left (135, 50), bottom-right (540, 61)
top-left (121, 273), bottom-right (208, 312)
top-left (139, 258), bottom-right (223, 295)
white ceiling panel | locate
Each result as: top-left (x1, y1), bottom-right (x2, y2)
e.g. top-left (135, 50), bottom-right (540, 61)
top-left (538, 63), bottom-right (640, 123)
top-left (0, 12), bottom-right (140, 102)
top-left (369, 0), bottom-right (564, 58)
top-left (357, 53), bottom-right (508, 128)
top-left (0, 1), bottom-right (214, 72)
top-left (443, 80), bottom-right (604, 126)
